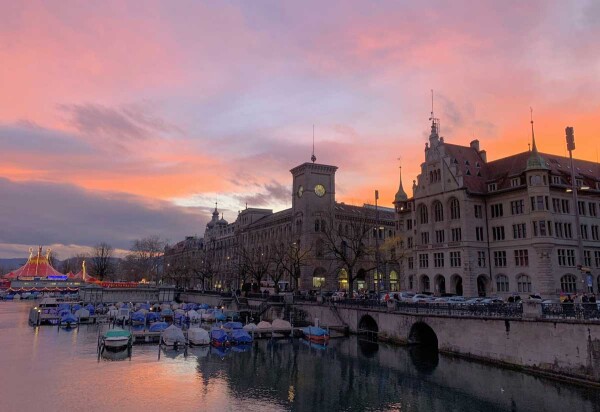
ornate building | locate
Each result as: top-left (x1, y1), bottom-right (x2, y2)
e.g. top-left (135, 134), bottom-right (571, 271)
top-left (394, 117), bottom-right (600, 298)
top-left (165, 157), bottom-right (398, 292)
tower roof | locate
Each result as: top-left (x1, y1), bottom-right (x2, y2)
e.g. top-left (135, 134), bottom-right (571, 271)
top-left (526, 109), bottom-right (549, 171)
top-left (3, 247), bottom-right (64, 279)
top-left (394, 166), bottom-right (408, 203)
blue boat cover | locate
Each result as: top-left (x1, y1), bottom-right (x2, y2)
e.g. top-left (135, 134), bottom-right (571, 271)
top-left (72, 304), bottom-right (82, 311)
top-left (58, 309), bottom-right (71, 317)
top-left (230, 329), bottom-right (253, 343)
top-left (146, 312), bottom-right (159, 322)
top-left (85, 304), bottom-right (95, 315)
top-left (139, 303), bottom-right (151, 310)
top-left (199, 304), bottom-right (210, 310)
top-left (223, 321), bottom-right (243, 330)
top-left (302, 326), bottom-right (328, 337)
top-left (161, 308), bottom-right (174, 316)
top-left (61, 313), bottom-right (78, 324)
top-left (214, 311), bottom-right (227, 321)
top-left (210, 328), bottom-right (229, 343)
top-left (149, 322), bottom-right (169, 332)
top-left (131, 312), bottom-right (146, 322)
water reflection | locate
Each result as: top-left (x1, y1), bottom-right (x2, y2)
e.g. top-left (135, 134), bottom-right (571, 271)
top-left (1, 302), bottom-right (600, 412)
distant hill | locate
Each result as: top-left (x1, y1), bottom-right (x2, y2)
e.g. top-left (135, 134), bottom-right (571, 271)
top-left (0, 258), bottom-right (28, 271)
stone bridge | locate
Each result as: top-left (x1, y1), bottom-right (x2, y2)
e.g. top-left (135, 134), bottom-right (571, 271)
top-left (297, 302), bottom-right (600, 385)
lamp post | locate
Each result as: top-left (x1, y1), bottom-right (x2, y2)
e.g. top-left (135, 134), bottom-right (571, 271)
top-left (375, 190), bottom-right (381, 294)
top-left (566, 127), bottom-right (587, 292)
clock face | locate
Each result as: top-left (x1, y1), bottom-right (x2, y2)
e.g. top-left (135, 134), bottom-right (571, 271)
top-left (297, 185), bottom-right (304, 198)
top-left (314, 184), bottom-right (326, 197)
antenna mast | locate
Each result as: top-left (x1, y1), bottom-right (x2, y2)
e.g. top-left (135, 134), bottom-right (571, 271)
top-left (428, 89), bottom-right (440, 135)
top-left (311, 124), bottom-right (316, 163)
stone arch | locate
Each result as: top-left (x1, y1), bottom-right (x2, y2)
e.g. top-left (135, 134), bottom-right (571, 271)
top-left (434, 274), bottom-right (446, 295)
top-left (312, 267), bottom-right (327, 289)
top-left (358, 314), bottom-right (379, 336)
top-left (477, 274), bottom-right (489, 297)
top-left (451, 274), bottom-right (463, 296)
top-left (408, 321), bottom-right (438, 350)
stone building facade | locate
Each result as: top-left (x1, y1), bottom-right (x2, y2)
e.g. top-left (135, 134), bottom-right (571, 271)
top-left (394, 119), bottom-right (600, 298)
top-left (165, 160), bottom-right (398, 292)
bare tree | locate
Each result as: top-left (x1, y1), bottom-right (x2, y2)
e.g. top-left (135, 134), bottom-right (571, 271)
top-left (90, 243), bottom-right (115, 280)
top-left (61, 254), bottom-right (88, 275)
top-left (320, 209), bottom-right (377, 294)
top-left (238, 242), bottom-right (271, 291)
top-left (164, 254), bottom-right (194, 289)
top-left (277, 239), bottom-right (312, 292)
top-left (128, 235), bottom-right (165, 284)
top-left (189, 248), bottom-right (221, 291)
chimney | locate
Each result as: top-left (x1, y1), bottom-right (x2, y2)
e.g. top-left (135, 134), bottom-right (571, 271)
top-left (470, 139), bottom-right (480, 151)
top-left (479, 150), bottom-right (487, 163)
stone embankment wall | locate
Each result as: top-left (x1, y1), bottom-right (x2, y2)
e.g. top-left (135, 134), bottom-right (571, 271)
top-left (298, 303), bottom-right (600, 384)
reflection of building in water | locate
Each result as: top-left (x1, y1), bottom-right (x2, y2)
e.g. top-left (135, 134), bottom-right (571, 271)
top-left (166, 159), bottom-right (398, 292)
top-left (394, 117), bottom-right (600, 298)
top-left (191, 338), bottom-right (598, 412)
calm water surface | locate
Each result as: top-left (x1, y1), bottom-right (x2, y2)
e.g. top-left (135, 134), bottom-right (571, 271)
top-left (0, 302), bottom-right (598, 412)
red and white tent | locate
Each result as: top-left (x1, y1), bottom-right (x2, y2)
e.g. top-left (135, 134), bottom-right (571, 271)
top-left (4, 247), bottom-right (65, 279)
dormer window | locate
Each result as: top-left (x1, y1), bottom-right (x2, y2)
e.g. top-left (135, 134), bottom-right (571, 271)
top-left (488, 183), bottom-right (497, 192)
top-left (465, 160), bottom-right (470, 166)
top-left (453, 158), bottom-right (459, 164)
top-left (576, 179), bottom-right (583, 188)
top-left (475, 161), bottom-right (480, 168)
top-left (552, 176), bottom-right (561, 185)
top-left (511, 178), bottom-right (520, 187)
top-left (466, 169), bottom-right (471, 176)
top-left (477, 171), bottom-right (482, 177)
top-left (529, 175), bottom-right (542, 186)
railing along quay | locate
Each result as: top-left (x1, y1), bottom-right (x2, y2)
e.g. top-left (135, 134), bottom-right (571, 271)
top-left (330, 299), bottom-right (524, 319)
top-left (541, 302), bottom-right (600, 321)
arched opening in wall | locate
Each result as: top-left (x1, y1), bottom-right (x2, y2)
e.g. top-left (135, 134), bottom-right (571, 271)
top-left (356, 268), bottom-right (367, 292)
top-left (477, 275), bottom-right (489, 297)
top-left (451, 274), bottom-right (463, 296)
top-left (389, 270), bottom-right (399, 292)
top-left (312, 267), bottom-right (327, 289)
top-left (434, 275), bottom-right (446, 295)
top-left (408, 321), bottom-right (439, 372)
top-left (358, 314), bottom-right (379, 341)
top-left (420, 275), bottom-right (431, 293)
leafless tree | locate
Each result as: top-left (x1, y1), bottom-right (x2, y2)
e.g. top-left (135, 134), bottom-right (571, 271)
top-left (128, 235), bottom-right (165, 284)
top-left (90, 243), bottom-right (115, 280)
top-left (238, 241), bottom-right (271, 290)
top-left (319, 208), bottom-right (377, 294)
top-left (276, 239), bottom-right (312, 292)
top-left (60, 254), bottom-right (88, 275)
top-left (164, 253), bottom-right (195, 289)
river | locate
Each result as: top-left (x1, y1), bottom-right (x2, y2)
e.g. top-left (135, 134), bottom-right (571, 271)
top-left (0, 301), bottom-right (598, 412)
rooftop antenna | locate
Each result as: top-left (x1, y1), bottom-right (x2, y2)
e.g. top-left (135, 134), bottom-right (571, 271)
top-left (428, 90), bottom-right (440, 135)
top-left (311, 124), bottom-right (317, 163)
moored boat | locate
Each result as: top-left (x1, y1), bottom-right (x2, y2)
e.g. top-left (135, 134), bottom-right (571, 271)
top-left (162, 325), bottom-right (186, 349)
top-left (301, 326), bottom-right (330, 343)
top-left (60, 313), bottom-right (78, 329)
top-left (149, 321), bottom-right (169, 333)
top-left (103, 328), bottom-right (132, 352)
top-left (210, 327), bottom-right (230, 347)
top-left (230, 329), bottom-right (253, 344)
top-left (188, 327), bottom-right (210, 345)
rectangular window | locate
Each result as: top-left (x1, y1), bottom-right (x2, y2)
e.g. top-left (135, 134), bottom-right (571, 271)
top-left (551, 176), bottom-right (561, 185)
top-left (418, 254), bottom-right (429, 268)
top-left (558, 249), bottom-right (576, 267)
top-left (578, 201), bottom-right (586, 216)
top-left (488, 183), bottom-right (497, 192)
top-left (512, 223), bottom-right (526, 239)
top-left (475, 226), bottom-right (484, 241)
top-left (584, 250), bottom-right (592, 267)
top-left (434, 252), bottom-right (444, 268)
top-left (581, 225), bottom-right (589, 240)
top-left (595, 251), bottom-right (600, 268)
top-left (435, 229), bottom-right (445, 244)
top-left (511, 200), bottom-right (524, 215)
top-left (533, 221), bottom-right (547, 237)
top-left (477, 251), bottom-right (486, 267)
top-left (589, 203), bottom-right (597, 217)
top-left (562, 199), bottom-right (570, 214)
top-left (492, 226), bottom-right (505, 241)
top-left (421, 231), bottom-right (430, 245)
top-left (552, 198), bottom-right (560, 213)
top-left (511, 177), bottom-right (520, 187)
top-left (514, 249), bottom-right (529, 266)
top-left (474, 205), bottom-right (483, 218)
top-left (530, 195), bottom-right (547, 211)
top-left (493, 251), bottom-right (507, 267)
top-left (450, 251), bottom-right (462, 267)
top-left (407, 237), bottom-right (413, 248)
top-left (407, 219), bottom-right (413, 230)
top-left (408, 257), bottom-right (414, 270)
top-left (592, 225), bottom-right (599, 241)
top-left (451, 227), bottom-right (462, 242)
top-left (490, 203), bottom-right (503, 218)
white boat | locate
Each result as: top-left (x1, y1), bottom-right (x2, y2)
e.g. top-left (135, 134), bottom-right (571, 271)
top-left (188, 327), bottom-right (210, 345)
top-left (243, 323), bottom-right (258, 332)
top-left (272, 319), bottom-right (292, 331)
top-left (257, 321), bottom-right (272, 330)
top-left (162, 325), bottom-right (186, 349)
top-left (116, 307), bottom-right (131, 324)
top-left (74, 308), bottom-right (90, 322)
top-left (103, 328), bottom-right (132, 352)
top-left (187, 310), bottom-right (201, 322)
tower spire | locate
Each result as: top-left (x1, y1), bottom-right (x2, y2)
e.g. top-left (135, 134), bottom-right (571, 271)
top-left (428, 90), bottom-right (440, 139)
top-left (394, 157), bottom-right (408, 203)
top-left (526, 107), bottom-right (548, 170)
top-left (311, 124), bottom-right (316, 163)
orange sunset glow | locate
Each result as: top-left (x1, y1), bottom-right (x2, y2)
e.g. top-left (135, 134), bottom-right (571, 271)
top-left (1, 0), bottom-right (599, 257)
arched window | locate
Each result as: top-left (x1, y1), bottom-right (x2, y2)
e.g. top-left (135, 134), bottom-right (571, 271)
top-left (433, 201), bottom-right (444, 222)
top-left (496, 274), bottom-right (509, 292)
top-left (408, 275), bottom-right (414, 290)
top-left (517, 274), bottom-right (532, 293)
top-left (450, 198), bottom-right (460, 220)
top-left (561, 274), bottom-right (577, 293)
top-left (390, 270), bottom-right (398, 291)
top-left (418, 204), bottom-right (429, 224)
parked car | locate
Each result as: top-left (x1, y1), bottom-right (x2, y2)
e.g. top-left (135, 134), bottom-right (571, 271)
top-left (411, 294), bottom-right (435, 303)
top-left (447, 296), bottom-right (467, 305)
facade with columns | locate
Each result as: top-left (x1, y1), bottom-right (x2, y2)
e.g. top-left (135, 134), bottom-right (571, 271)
top-left (165, 160), bottom-right (398, 292)
top-left (394, 119), bottom-right (600, 298)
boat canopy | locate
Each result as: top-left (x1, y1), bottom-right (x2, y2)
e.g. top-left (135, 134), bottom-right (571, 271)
top-left (163, 325), bottom-right (185, 343)
top-left (230, 329), bottom-right (253, 343)
top-left (210, 328), bottom-right (229, 343)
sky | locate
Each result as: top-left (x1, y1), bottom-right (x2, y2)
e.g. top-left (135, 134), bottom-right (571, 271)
top-left (1, 0), bottom-right (599, 258)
